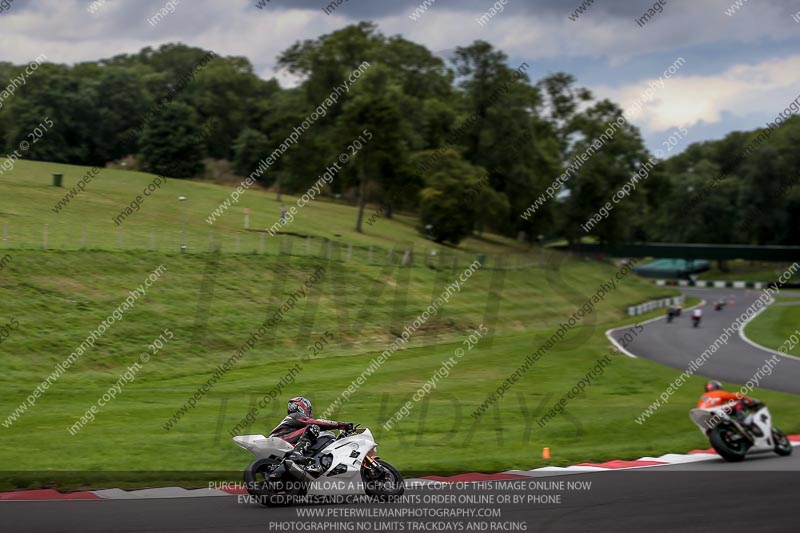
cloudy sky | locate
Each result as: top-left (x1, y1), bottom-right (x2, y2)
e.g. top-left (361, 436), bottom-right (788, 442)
top-left (1, 0), bottom-right (799, 153)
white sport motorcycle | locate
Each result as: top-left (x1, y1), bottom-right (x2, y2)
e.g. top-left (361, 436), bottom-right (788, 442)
top-left (233, 425), bottom-right (404, 506)
top-left (690, 403), bottom-right (792, 462)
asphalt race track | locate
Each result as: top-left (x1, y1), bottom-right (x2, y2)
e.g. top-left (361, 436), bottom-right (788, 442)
top-left (609, 287), bottom-right (800, 394)
top-left (2, 459), bottom-right (800, 533)
top-left (3, 287), bottom-right (799, 532)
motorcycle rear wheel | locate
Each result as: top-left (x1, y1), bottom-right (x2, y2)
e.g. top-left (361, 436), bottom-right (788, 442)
top-left (244, 458), bottom-right (306, 507)
top-left (362, 459), bottom-right (405, 501)
top-left (708, 426), bottom-right (748, 462)
top-left (773, 428), bottom-right (793, 456)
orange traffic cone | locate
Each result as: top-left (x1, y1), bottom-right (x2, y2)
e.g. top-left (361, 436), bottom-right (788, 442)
top-left (542, 447), bottom-right (551, 460)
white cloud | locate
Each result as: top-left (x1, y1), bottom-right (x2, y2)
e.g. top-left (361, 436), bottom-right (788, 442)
top-left (2, 0), bottom-right (797, 78)
top-left (0, 0), bottom-right (332, 83)
top-left (386, 0), bottom-right (800, 66)
top-left (597, 55), bottom-right (800, 132)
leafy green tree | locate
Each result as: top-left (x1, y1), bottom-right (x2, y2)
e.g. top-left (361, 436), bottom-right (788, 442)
top-left (184, 56), bottom-right (277, 159)
top-left (650, 159), bottom-right (739, 245)
top-left (1, 64), bottom-right (94, 164)
top-left (450, 41), bottom-right (560, 238)
top-left (784, 185), bottom-right (800, 246)
top-left (81, 65), bottom-right (150, 161)
top-left (337, 65), bottom-right (410, 232)
top-left (381, 36), bottom-right (454, 154)
top-left (537, 72), bottom-right (593, 153)
top-left (128, 43), bottom-right (216, 88)
top-left (232, 128), bottom-right (271, 178)
top-left (414, 149), bottom-right (490, 244)
top-left (277, 22), bottom-right (383, 116)
top-left (646, 116), bottom-right (800, 246)
top-left (139, 102), bottom-right (204, 178)
top-left (382, 36), bottom-right (452, 101)
top-left (560, 100), bottom-right (651, 245)
top-left (261, 88), bottom-right (333, 201)
top-left (736, 146), bottom-right (790, 244)
top-left (419, 98), bottom-right (458, 150)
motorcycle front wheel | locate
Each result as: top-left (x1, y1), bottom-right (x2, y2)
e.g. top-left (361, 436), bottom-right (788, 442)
top-left (773, 428), bottom-right (793, 456)
top-left (708, 426), bottom-right (749, 462)
top-left (244, 458), bottom-right (307, 507)
top-left (361, 459), bottom-right (405, 501)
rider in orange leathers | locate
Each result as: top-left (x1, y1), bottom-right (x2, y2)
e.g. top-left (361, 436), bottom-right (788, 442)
top-left (698, 380), bottom-right (761, 426)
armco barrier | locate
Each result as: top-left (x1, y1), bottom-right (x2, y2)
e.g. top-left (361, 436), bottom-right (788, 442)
top-left (654, 279), bottom-right (800, 290)
top-left (626, 295), bottom-right (684, 316)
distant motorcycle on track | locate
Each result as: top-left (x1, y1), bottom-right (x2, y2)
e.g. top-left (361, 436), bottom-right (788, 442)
top-left (233, 425), bottom-right (404, 506)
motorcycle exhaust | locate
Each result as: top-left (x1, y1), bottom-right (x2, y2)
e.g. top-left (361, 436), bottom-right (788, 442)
top-left (285, 460), bottom-right (316, 482)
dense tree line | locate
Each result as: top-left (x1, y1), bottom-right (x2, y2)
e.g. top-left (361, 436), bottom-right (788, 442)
top-left (1, 24), bottom-right (797, 245)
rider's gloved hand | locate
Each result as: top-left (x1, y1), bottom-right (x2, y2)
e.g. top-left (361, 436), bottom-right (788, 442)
top-left (747, 398), bottom-right (763, 409)
top-left (339, 422), bottom-right (355, 431)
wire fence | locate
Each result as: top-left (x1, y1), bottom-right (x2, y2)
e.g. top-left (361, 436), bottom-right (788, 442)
top-left (0, 222), bottom-right (545, 270)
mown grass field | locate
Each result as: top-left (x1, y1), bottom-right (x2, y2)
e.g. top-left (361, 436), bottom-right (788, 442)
top-left (2, 250), bottom-right (800, 491)
top-left (0, 158), bottom-right (527, 258)
top-left (2, 160), bottom-right (800, 492)
top-left (745, 301), bottom-right (800, 356)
